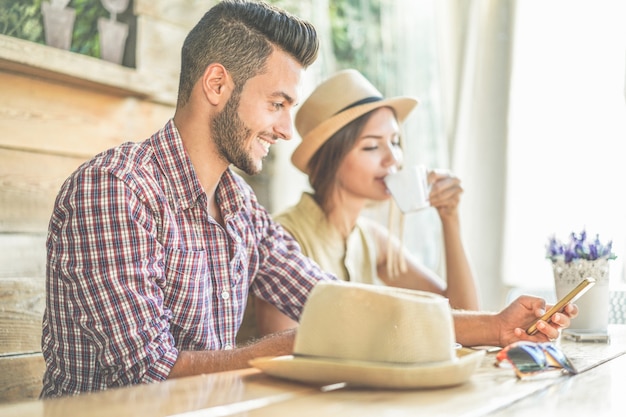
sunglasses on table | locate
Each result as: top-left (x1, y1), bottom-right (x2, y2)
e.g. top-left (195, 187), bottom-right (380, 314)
top-left (495, 341), bottom-right (578, 378)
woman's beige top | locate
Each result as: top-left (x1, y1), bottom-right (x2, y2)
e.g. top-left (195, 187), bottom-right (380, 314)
top-left (274, 193), bottom-right (383, 285)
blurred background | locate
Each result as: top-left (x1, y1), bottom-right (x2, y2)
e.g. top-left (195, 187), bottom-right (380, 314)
top-left (1, 0), bottom-right (625, 399)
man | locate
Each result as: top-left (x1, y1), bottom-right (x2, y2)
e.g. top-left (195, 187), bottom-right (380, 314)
top-left (41, 0), bottom-right (575, 398)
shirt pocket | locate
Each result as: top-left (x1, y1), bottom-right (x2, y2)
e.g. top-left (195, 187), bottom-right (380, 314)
top-left (163, 247), bottom-right (211, 345)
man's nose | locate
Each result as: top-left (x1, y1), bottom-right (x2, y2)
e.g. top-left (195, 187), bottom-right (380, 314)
top-left (275, 111), bottom-right (294, 141)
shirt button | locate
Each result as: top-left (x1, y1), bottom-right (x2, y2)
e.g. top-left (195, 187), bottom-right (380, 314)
top-left (221, 291), bottom-right (230, 300)
top-left (224, 344), bottom-right (233, 350)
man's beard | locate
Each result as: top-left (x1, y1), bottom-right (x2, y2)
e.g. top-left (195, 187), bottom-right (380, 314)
top-left (211, 90), bottom-right (260, 176)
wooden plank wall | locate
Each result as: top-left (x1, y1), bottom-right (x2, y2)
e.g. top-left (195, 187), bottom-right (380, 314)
top-left (0, 69), bottom-right (173, 403)
top-left (0, 0), bottom-right (217, 403)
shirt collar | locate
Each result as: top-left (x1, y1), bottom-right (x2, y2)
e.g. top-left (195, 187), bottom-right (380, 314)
top-left (150, 119), bottom-right (246, 214)
top-left (150, 119), bottom-right (205, 211)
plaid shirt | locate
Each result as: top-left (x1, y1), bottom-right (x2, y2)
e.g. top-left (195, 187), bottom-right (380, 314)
top-left (41, 119), bottom-right (335, 397)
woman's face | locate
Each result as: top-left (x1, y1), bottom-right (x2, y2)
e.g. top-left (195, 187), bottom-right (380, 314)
top-left (335, 107), bottom-right (403, 202)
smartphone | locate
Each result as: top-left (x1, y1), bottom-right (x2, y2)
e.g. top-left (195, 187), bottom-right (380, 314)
top-left (563, 330), bottom-right (610, 343)
top-left (526, 277), bottom-right (596, 335)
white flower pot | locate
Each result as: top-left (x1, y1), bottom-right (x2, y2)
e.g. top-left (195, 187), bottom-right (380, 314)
top-left (41, 2), bottom-right (76, 50)
top-left (553, 259), bottom-right (610, 331)
top-left (98, 18), bottom-right (128, 64)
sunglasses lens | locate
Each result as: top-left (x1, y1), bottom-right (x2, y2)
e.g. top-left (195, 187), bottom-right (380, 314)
top-left (497, 341), bottom-right (578, 378)
top-left (505, 343), bottom-right (548, 373)
top-left (542, 343), bottom-right (578, 374)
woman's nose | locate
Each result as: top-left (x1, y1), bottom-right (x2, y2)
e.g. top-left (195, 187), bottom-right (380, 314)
top-left (384, 144), bottom-right (403, 167)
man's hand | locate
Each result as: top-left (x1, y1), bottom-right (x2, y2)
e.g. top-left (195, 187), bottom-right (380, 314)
top-left (497, 296), bottom-right (579, 347)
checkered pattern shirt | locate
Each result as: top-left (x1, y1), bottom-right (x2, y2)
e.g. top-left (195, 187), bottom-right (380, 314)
top-left (41, 119), bottom-right (335, 398)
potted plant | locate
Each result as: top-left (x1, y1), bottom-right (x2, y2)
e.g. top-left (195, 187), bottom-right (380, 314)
top-left (546, 229), bottom-right (616, 332)
top-left (41, 0), bottom-right (76, 50)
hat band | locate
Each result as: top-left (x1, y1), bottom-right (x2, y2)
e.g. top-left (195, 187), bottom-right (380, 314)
top-left (335, 96), bottom-right (383, 115)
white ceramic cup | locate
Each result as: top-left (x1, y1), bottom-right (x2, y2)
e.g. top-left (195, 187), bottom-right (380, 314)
top-left (384, 165), bottom-right (430, 213)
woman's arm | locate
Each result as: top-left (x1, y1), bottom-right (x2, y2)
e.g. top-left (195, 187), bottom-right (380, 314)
top-left (429, 170), bottom-right (479, 309)
top-left (254, 297), bottom-right (298, 337)
top-left (374, 170), bottom-right (479, 310)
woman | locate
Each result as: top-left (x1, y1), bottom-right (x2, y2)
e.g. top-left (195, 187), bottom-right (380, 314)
top-left (254, 69), bottom-right (479, 336)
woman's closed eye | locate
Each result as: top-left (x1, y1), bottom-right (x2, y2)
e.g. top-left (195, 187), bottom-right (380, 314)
top-left (362, 141), bottom-right (401, 152)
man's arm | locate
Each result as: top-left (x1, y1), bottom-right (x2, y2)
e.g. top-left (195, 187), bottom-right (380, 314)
top-left (453, 295), bottom-right (578, 347)
top-left (168, 329), bottom-right (295, 378)
top-left (44, 164), bottom-right (182, 394)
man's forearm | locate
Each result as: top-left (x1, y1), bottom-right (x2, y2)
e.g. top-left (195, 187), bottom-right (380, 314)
top-left (452, 311), bottom-right (500, 347)
top-left (168, 329), bottom-right (296, 379)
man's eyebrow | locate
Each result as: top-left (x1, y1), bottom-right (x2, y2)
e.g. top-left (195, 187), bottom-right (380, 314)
top-left (271, 91), bottom-right (295, 105)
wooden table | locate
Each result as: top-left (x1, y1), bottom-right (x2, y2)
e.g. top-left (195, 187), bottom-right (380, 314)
top-left (2, 326), bottom-right (625, 417)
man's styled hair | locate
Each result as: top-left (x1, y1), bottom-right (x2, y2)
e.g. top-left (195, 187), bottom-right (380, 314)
top-left (177, 0), bottom-right (319, 106)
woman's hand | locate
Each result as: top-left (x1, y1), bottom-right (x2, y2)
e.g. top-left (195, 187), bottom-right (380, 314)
top-left (428, 169), bottom-right (463, 220)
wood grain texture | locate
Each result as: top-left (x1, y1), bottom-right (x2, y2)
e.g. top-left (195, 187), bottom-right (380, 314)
top-left (0, 234), bottom-right (46, 279)
top-left (1, 329), bottom-right (626, 416)
top-left (0, 35), bottom-right (174, 105)
top-left (0, 277), bottom-right (45, 355)
top-left (0, 2), bottom-right (197, 405)
top-left (134, 0), bottom-right (214, 29)
top-left (0, 148), bottom-right (87, 233)
top-left (0, 71), bottom-right (172, 158)
top-left (134, 15), bottom-right (184, 96)
top-left (0, 354), bottom-right (45, 404)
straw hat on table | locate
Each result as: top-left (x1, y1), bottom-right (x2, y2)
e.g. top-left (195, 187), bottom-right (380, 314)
top-left (250, 281), bottom-right (485, 389)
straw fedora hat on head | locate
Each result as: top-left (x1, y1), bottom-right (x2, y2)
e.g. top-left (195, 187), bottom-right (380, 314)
top-left (250, 281), bottom-right (485, 389)
top-left (291, 69), bottom-right (419, 173)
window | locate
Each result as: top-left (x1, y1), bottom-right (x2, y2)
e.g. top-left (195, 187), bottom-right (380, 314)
top-left (503, 0), bottom-right (626, 291)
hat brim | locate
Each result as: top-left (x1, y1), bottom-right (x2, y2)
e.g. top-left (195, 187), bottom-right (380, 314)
top-left (292, 96), bottom-right (418, 174)
top-left (249, 347), bottom-right (485, 389)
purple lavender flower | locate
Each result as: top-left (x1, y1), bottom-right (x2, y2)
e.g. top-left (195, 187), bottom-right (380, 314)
top-left (546, 229), bottom-right (616, 263)
top-left (546, 235), bottom-right (563, 258)
top-left (601, 240), bottom-right (614, 258)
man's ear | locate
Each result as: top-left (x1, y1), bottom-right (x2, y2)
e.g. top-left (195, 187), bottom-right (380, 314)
top-left (201, 64), bottom-right (229, 106)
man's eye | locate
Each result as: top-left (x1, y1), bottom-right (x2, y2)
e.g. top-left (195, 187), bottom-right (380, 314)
top-left (363, 146), bottom-right (378, 151)
top-left (272, 102), bottom-right (284, 110)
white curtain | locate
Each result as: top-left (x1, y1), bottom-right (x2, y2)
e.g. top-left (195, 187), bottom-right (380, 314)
top-left (382, 0), bottom-right (450, 274)
top-left (436, 0), bottom-right (516, 310)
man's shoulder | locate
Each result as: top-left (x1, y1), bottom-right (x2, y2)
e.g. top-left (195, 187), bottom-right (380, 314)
top-left (57, 138), bottom-right (157, 201)
top-left (74, 136), bottom-right (159, 182)
top-left (88, 139), bottom-right (152, 175)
